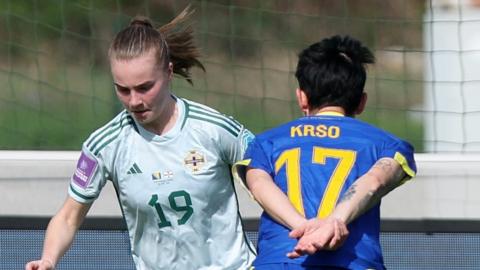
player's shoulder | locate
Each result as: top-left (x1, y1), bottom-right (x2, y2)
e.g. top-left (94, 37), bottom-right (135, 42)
top-left (83, 110), bottom-right (137, 156)
top-left (181, 98), bottom-right (243, 138)
top-left (347, 117), bottom-right (412, 148)
top-left (255, 118), bottom-right (306, 142)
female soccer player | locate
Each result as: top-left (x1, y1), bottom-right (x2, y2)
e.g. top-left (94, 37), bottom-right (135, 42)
top-left (234, 35), bottom-right (416, 270)
top-left (25, 7), bottom-right (255, 270)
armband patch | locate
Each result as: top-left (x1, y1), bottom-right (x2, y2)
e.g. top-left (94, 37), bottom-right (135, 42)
top-left (73, 151), bottom-right (98, 189)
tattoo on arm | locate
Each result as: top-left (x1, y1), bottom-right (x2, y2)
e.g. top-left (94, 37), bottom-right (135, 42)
top-left (372, 158), bottom-right (407, 194)
top-left (373, 159), bottom-right (394, 173)
top-left (373, 158), bottom-right (406, 183)
top-left (339, 183), bottom-right (357, 203)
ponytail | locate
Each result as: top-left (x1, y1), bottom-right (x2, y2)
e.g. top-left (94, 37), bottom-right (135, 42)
top-left (159, 6), bottom-right (205, 84)
top-left (109, 5), bottom-right (204, 85)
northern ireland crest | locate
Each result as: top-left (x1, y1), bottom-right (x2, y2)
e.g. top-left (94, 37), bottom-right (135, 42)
top-left (184, 150), bottom-right (206, 173)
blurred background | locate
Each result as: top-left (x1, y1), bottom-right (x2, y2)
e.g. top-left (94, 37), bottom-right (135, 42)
top-left (1, 0), bottom-right (428, 151)
top-left (1, 0), bottom-right (479, 152)
top-left (1, 0), bottom-right (480, 269)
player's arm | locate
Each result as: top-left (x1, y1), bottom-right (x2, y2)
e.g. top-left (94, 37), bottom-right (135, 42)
top-left (25, 197), bottom-right (91, 270)
top-left (329, 157), bottom-right (406, 224)
top-left (246, 168), bottom-right (306, 229)
top-left (289, 157), bottom-right (406, 257)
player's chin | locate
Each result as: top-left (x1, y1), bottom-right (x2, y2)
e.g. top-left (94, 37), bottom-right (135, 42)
top-left (131, 110), bottom-right (150, 121)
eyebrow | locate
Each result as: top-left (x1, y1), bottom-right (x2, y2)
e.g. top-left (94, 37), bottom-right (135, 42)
top-left (114, 80), bottom-right (155, 89)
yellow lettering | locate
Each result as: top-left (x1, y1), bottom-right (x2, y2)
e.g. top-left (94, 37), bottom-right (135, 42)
top-left (291, 125), bottom-right (303, 137)
top-left (290, 124), bottom-right (340, 138)
top-left (315, 125), bottom-right (328, 137)
top-left (328, 126), bottom-right (340, 138)
top-left (303, 125), bottom-right (315, 137)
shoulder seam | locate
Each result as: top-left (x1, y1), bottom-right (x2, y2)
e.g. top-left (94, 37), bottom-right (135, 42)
top-left (181, 98), bottom-right (243, 137)
top-left (189, 109), bottom-right (241, 132)
top-left (183, 98), bottom-right (218, 113)
top-left (186, 101), bottom-right (241, 128)
top-left (87, 114), bottom-right (135, 156)
top-left (86, 111), bottom-right (129, 147)
top-left (188, 114), bottom-right (240, 137)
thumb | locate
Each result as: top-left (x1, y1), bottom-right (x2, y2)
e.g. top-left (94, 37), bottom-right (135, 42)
top-left (289, 227), bottom-right (305, 239)
top-left (25, 261), bottom-right (39, 270)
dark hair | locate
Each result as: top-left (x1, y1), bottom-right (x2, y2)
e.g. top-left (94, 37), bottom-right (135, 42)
top-left (108, 6), bottom-right (205, 84)
top-left (295, 35), bottom-right (374, 115)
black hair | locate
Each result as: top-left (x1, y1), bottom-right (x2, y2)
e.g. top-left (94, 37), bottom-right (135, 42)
top-left (295, 35), bottom-right (375, 115)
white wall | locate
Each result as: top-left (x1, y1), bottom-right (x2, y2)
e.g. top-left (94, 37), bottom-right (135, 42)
top-left (0, 151), bottom-right (261, 218)
top-left (1, 151), bottom-right (480, 220)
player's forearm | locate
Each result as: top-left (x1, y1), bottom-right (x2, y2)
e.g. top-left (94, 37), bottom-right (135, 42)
top-left (41, 198), bottom-right (89, 267)
top-left (330, 158), bottom-right (406, 225)
top-left (41, 213), bottom-right (83, 266)
top-left (247, 168), bottom-right (306, 229)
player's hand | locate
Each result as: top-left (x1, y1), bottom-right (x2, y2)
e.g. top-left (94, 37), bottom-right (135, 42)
top-left (287, 217), bottom-right (349, 258)
top-left (287, 218), bottom-right (326, 258)
top-left (25, 259), bottom-right (55, 270)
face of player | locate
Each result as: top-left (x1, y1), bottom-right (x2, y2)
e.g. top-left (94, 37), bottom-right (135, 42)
top-left (110, 49), bottom-right (173, 132)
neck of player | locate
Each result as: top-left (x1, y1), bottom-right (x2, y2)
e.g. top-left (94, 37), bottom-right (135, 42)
top-left (308, 106), bottom-right (346, 116)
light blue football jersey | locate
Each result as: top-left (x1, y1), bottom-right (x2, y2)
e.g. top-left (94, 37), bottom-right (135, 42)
top-left (69, 96), bottom-right (256, 270)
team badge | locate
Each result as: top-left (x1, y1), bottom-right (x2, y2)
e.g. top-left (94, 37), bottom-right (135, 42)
top-left (152, 170), bottom-right (174, 185)
top-left (184, 150), bottom-right (206, 173)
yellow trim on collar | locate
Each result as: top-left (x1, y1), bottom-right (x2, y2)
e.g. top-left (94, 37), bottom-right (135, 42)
top-left (315, 111), bottom-right (345, 116)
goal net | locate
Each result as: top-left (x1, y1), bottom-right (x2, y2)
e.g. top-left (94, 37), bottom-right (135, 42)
top-left (1, 0), bottom-right (478, 152)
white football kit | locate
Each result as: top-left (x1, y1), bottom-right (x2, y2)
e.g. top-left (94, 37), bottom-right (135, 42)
top-left (69, 96), bottom-right (256, 270)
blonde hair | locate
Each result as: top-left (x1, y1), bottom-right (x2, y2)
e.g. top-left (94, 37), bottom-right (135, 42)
top-left (109, 5), bottom-right (204, 84)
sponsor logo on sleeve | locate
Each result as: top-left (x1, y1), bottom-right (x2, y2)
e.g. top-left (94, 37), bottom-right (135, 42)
top-left (73, 151), bottom-right (98, 189)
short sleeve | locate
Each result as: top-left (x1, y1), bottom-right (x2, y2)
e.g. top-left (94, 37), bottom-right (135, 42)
top-left (244, 138), bottom-right (274, 175)
top-left (232, 137), bottom-right (274, 188)
top-left (379, 138), bottom-right (417, 180)
top-left (222, 126), bottom-right (255, 165)
top-left (68, 146), bottom-right (108, 204)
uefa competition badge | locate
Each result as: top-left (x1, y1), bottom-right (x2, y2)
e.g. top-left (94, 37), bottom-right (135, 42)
top-left (73, 151), bottom-right (98, 189)
top-left (184, 150), bottom-right (206, 173)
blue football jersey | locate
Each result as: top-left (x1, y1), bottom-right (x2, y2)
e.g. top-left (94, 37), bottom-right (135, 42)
top-left (237, 113), bottom-right (416, 270)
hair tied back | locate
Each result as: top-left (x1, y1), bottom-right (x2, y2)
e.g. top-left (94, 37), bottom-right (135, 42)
top-left (130, 16), bottom-right (154, 28)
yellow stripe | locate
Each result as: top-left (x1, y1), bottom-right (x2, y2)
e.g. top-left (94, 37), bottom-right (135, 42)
top-left (231, 159), bottom-right (255, 200)
top-left (394, 152), bottom-right (416, 182)
top-left (315, 111), bottom-right (345, 116)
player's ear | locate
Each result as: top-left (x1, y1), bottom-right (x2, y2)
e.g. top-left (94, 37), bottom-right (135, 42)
top-left (167, 62), bottom-right (173, 80)
top-left (354, 92), bottom-right (367, 115)
top-left (296, 88), bottom-right (309, 115)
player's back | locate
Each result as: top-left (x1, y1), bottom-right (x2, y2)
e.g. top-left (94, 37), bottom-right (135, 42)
top-left (249, 113), bottom-right (415, 269)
